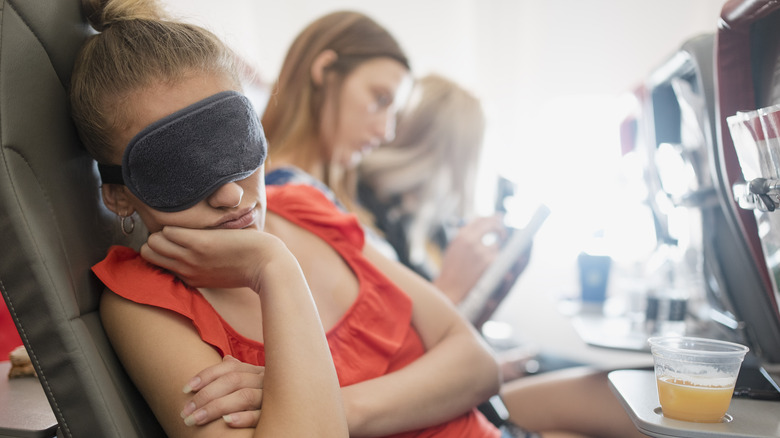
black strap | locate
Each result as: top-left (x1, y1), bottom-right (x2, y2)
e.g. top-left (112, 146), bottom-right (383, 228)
top-left (749, 177), bottom-right (776, 211)
top-left (98, 163), bottom-right (125, 185)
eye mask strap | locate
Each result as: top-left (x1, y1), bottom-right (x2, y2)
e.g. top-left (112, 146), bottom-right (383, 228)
top-left (98, 163), bottom-right (125, 185)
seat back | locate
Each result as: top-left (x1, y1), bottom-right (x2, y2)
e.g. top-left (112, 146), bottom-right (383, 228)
top-left (0, 0), bottom-right (164, 436)
top-left (645, 34), bottom-right (719, 292)
top-left (713, 0), bottom-right (780, 366)
top-left (635, 34), bottom-right (750, 340)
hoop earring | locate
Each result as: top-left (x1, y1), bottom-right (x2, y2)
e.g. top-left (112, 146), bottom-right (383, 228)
top-left (119, 214), bottom-right (135, 236)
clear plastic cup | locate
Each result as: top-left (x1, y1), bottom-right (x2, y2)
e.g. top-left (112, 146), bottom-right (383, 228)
top-left (648, 336), bottom-right (749, 423)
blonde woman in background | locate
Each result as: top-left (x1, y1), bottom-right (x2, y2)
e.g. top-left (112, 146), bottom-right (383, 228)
top-left (357, 73), bottom-right (511, 305)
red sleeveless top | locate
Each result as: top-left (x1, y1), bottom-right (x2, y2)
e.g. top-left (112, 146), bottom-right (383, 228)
top-left (93, 184), bottom-right (499, 438)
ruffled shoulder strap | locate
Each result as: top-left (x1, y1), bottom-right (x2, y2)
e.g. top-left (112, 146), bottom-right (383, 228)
top-left (267, 185), bottom-right (365, 250)
top-left (92, 246), bottom-right (233, 356)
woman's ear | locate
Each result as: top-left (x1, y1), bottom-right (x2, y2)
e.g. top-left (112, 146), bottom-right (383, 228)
top-left (101, 184), bottom-right (135, 216)
top-left (311, 50), bottom-right (338, 86)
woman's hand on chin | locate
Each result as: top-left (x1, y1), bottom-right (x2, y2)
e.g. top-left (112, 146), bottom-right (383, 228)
top-left (140, 226), bottom-right (287, 291)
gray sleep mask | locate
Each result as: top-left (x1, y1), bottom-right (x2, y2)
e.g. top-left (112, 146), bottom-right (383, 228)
top-left (98, 90), bottom-right (266, 212)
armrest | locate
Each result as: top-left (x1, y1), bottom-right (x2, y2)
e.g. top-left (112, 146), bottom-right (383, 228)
top-left (0, 362), bottom-right (57, 438)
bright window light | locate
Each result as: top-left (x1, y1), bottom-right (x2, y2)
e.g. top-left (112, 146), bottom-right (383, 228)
top-left (478, 94), bottom-right (656, 265)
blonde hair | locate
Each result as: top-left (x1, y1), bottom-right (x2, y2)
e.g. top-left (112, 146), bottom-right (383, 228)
top-left (358, 74), bottom-right (486, 257)
top-left (261, 11), bottom-right (409, 203)
top-left (70, 0), bottom-right (242, 163)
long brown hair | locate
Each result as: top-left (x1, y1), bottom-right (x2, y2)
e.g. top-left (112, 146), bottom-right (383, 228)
top-left (261, 11), bottom-right (409, 200)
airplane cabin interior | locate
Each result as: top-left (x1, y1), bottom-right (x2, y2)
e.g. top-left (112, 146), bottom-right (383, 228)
top-left (1, 0), bottom-right (780, 437)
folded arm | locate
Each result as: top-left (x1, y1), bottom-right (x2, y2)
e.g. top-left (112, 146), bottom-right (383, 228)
top-left (340, 243), bottom-right (500, 436)
top-left (101, 227), bottom-right (347, 438)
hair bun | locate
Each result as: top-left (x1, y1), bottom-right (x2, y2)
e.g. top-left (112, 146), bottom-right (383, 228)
top-left (82, 0), bottom-right (164, 32)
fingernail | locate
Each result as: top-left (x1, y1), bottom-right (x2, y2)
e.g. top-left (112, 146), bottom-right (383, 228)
top-left (223, 414), bottom-right (233, 424)
top-left (182, 376), bottom-right (201, 393)
top-left (194, 409), bottom-right (207, 424)
top-left (180, 402), bottom-right (196, 419)
top-left (183, 410), bottom-right (206, 427)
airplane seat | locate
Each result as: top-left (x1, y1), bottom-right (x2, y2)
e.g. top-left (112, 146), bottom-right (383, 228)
top-left (631, 34), bottom-right (757, 347)
top-left (714, 0), bottom-right (780, 367)
top-left (0, 0), bottom-right (165, 436)
top-left (668, 35), bottom-right (748, 340)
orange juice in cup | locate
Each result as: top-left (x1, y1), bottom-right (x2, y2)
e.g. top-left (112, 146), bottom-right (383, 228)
top-left (648, 336), bottom-right (748, 423)
top-left (656, 376), bottom-right (736, 422)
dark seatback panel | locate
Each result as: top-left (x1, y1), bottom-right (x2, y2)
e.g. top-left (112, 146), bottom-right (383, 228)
top-left (0, 1), bottom-right (162, 436)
